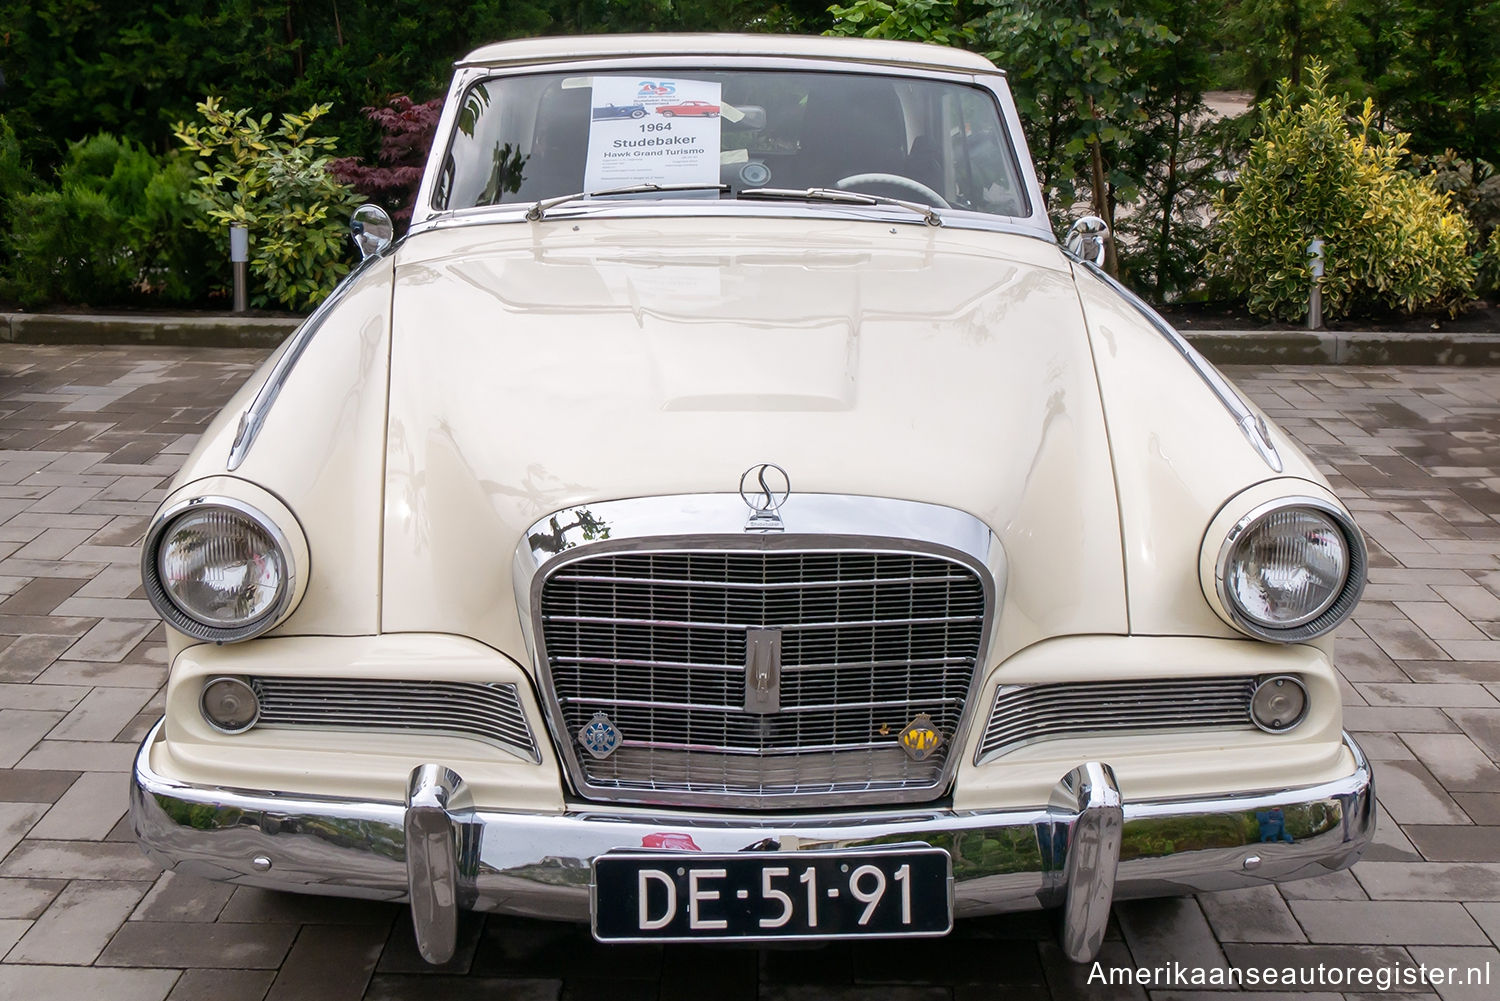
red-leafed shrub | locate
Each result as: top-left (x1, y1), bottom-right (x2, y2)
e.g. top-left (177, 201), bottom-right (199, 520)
top-left (330, 95), bottom-right (443, 230)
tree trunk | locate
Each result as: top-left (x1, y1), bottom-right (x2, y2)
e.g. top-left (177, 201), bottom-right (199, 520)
top-left (1086, 96), bottom-right (1118, 276)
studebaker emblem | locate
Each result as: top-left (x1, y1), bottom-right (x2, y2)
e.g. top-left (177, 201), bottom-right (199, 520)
top-left (898, 714), bottom-right (943, 762)
top-left (739, 463), bottom-right (790, 532)
top-left (579, 712), bottom-right (622, 760)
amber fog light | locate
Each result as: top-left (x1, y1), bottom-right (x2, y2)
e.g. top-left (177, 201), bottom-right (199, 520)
top-left (1250, 675), bottom-right (1307, 733)
top-left (201, 676), bottom-right (260, 734)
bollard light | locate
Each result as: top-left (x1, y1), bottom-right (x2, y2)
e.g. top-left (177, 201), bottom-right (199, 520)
top-left (1307, 237), bottom-right (1325, 331)
top-left (230, 225), bottom-right (249, 313)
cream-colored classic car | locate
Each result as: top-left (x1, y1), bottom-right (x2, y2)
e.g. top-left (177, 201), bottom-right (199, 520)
top-left (131, 33), bottom-right (1374, 965)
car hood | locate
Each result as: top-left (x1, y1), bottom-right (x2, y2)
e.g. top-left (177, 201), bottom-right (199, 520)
top-left (380, 216), bottom-right (1128, 663)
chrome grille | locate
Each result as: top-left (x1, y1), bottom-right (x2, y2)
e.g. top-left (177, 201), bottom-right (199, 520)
top-left (538, 549), bottom-right (988, 807)
top-left (975, 677), bottom-right (1258, 763)
top-left (250, 678), bottom-right (540, 763)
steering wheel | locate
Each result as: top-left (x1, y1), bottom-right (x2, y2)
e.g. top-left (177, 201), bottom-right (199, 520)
top-left (834, 173), bottom-right (951, 209)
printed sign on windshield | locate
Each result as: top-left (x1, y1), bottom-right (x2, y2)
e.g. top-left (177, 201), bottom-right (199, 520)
top-left (583, 77), bottom-right (723, 191)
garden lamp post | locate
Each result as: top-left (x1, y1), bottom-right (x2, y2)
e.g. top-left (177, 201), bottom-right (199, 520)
top-left (230, 225), bottom-right (249, 313)
top-left (1307, 237), bottom-right (1325, 331)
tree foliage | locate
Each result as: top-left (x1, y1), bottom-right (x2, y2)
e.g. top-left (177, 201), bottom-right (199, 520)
top-left (1, 133), bottom-right (211, 306)
top-left (175, 99), bottom-right (360, 310)
top-left (330, 96), bottom-right (444, 231)
top-left (1208, 64), bottom-right (1475, 320)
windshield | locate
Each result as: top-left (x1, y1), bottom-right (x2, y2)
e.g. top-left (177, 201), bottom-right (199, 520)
top-left (431, 69), bottom-right (1030, 218)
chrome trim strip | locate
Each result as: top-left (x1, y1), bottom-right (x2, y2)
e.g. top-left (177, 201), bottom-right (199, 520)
top-left (131, 722), bottom-right (1375, 928)
top-left (140, 495), bottom-right (298, 644)
top-left (975, 677), bottom-right (1259, 764)
top-left (226, 251), bottom-right (389, 471)
top-left (1071, 258), bottom-right (1284, 473)
top-left (248, 677), bottom-right (542, 764)
top-left (1213, 495), bottom-right (1368, 643)
top-left (512, 494), bottom-right (1007, 809)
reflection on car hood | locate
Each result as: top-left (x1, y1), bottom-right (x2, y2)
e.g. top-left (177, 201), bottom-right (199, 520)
top-left (381, 216), bottom-right (1128, 663)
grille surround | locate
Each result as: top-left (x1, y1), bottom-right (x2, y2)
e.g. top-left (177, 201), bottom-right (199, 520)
top-left (975, 676), bottom-right (1260, 764)
top-left (249, 677), bottom-right (541, 763)
top-left (531, 535), bottom-right (996, 809)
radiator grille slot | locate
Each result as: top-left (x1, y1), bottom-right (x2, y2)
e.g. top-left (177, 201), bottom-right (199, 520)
top-left (976, 677), bottom-right (1258, 763)
top-left (538, 549), bottom-right (989, 808)
top-left (250, 678), bottom-right (540, 763)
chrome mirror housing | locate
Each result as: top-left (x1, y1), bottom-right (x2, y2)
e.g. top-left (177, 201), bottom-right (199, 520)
top-left (350, 204), bottom-right (394, 259)
top-left (1065, 215), bottom-right (1110, 267)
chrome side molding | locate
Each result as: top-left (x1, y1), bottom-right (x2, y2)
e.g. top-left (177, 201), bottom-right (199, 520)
top-left (1071, 258), bottom-right (1284, 473)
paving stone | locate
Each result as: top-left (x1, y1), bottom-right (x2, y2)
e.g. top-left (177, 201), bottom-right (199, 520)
top-left (7, 878), bottom-right (148, 964)
top-left (1287, 899), bottom-right (1489, 945)
top-left (1362, 619), bottom-right (1452, 660)
top-left (1114, 898), bottom-right (1228, 983)
top-left (50, 686), bottom-right (155, 741)
top-left (0, 709), bottom-right (66, 768)
top-left (1357, 732), bottom-right (1417, 760)
top-left (131, 871), bottom-right (235, 923)
top-left (1403, 826), bottom-right (1500, 863)
top-left (1397, 602), bottom-right (1490, 641)
top-left (266, 923), bottom-right (387, 1001)
top-left (28, 771), bottom-right (129, 840)
top-left (0, 681), bottom-right (90, 711)
top-left (217, 887), bottom-right (400, 925)
top-left (0, 635), bottom-right (81, 682)
top-left (1448, 708), bottom-right (1500, 761)
top-left (1402, 733), bottom-right (1500, 792)
top-left (97, 920), bottom-right (298, 969)
top-left (0, 877), bottom-right (65, 919)
top-left (375, 910), bottom-right (484, 974)
top-left (166, 969), bottom-right (275, 1001)
top-left (1277, 868), bottom-right (1368, 900)
top-left (1196, 885), bottom-right (1305, 943)
top-left (60, 619), bottom-right (157, 661)
top-left (15, 738), bottom-right (137, 772)
top-left (1356, 861), bottom-right (1500, 900)
top-left (1037, 940), bottom-right (1145, 1000)
top-left (1344, 707), bottom-right (1460, 733)
top-left (0, 768), bottom-right (77, 804)
top-left (1372, 759), bottom-right (1472, 825)
top-left (853, 935), bottom-right (1045, 986)
top-left (363, 977), bottom-right (562, 1001)
top-left (1357, 683), bottom-right (1499, 707)
top-left (0, 965), bottom-right (179, 1001)
top-left (33, 660), bottom-right (166, 689)
top-left (0, 840), bottom-right (162, 881)
top-left (0, 577), bottom-right (86, 616)
top-left (1403, 946), bottom-right (1500, 1001)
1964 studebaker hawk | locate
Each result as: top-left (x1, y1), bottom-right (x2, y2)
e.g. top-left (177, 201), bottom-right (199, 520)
top-left (130, 33), bottom-right (1374, 965)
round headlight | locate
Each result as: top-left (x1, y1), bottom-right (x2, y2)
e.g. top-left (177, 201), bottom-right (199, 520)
top-left (1216, 497), bottom-right (1366, 642)
top-left (1250, 675), bottom-right (1308, 732)
top-left (143, 499), bottom-right (295, 642)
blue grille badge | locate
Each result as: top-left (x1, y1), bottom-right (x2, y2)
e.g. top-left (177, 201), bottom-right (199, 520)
top-left (579, 712), bottom-right (622, 760)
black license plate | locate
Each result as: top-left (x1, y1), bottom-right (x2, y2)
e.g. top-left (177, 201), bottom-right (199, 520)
top-left (591, 847), bottom-right (952, 942)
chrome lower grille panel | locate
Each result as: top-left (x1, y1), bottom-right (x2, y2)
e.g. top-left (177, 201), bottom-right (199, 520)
top-left (538, 548), bottom-right (990, 807)
top-left (975, 677), bottom-right (1258, 764)
top-left (250, 678), bottom-right (540, 763)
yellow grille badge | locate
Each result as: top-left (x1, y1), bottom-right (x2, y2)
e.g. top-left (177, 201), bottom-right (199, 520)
top-left (898, 713), bottom-right (943, 762)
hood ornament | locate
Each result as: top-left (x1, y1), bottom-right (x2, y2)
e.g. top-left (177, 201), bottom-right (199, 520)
top-left (740, 463), bottom-right (790, 532)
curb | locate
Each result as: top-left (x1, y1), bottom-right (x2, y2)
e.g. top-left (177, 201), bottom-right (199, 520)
top-left (0, 312), bottom-right (302, 349)
top-left (5, 313), bottom-right (1500, 366)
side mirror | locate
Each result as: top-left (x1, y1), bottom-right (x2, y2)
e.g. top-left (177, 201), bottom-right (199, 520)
top-left (350, 204), bottom-right (394, 260)
top-left (1065, 216), bottom-right (1110, 268)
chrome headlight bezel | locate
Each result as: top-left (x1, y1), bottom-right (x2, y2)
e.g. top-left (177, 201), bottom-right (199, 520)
top-left (141, 496), bottom-right (298, 643)
top-left (1213, 496), bottom-right (1366, 643)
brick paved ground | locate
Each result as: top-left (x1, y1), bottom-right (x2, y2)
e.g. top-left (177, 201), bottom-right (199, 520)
top-left (0, 345), bottom-right (1498, 999)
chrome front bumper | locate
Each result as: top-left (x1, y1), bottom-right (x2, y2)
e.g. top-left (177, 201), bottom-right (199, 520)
top-left (131, 722), bottom-right (1373, 964)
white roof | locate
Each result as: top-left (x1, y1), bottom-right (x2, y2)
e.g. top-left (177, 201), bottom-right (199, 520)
top-left (459, 33), bottom-right (1001, 75)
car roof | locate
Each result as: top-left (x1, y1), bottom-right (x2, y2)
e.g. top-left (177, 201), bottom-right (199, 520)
top-left (458, 33), bottom-right (1002, 76)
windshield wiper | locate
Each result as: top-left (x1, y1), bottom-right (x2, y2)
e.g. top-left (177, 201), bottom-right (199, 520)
top-left (737, 187), bottom-right (942, 227)
top-left (526, 183), bottom-right (730, 221)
